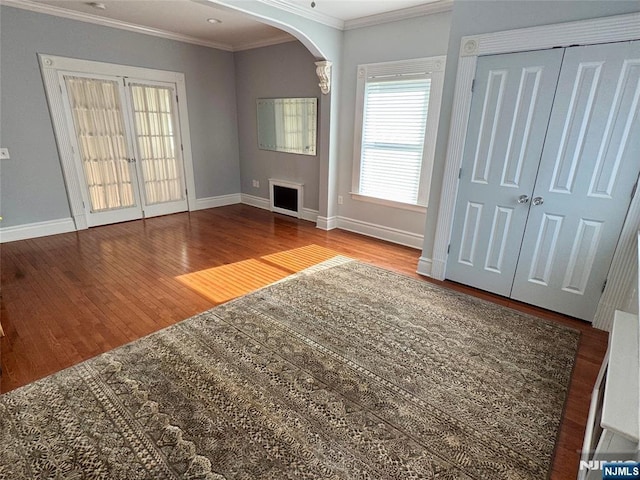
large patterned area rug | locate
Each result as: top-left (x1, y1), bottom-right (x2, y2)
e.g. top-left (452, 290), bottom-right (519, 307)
top-left (0, 259), bottom-right (579, 479)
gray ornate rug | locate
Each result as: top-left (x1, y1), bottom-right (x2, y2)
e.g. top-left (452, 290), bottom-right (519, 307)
top-left (0, 259), bottom-right (579, 479)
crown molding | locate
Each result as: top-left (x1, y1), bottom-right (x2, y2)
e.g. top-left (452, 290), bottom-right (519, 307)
top-left (0, 0), bottom-right (235, 51)
top-left (233, 34), bottom-right (297, 51)
top-left (255, 0), bottom-right (344, 29)
top-left (256, 0), bottom-right (453, 31)
top-left (344, 0), bottom-right (453, 30)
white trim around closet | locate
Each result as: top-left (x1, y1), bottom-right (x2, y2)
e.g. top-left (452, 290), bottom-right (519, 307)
top-left (429, 12), bottom-right (640, 330)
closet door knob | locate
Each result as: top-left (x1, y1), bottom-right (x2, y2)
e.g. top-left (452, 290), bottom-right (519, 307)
top-left (532, 196), bottom-right (544, 206)
top-left (517, 195), bottom-right (529, 204)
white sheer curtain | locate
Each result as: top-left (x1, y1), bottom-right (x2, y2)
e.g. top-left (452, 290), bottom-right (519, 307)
top-left (65, 76), bottom-right (135, 212)
top-left (129, 85), bottom-right (182, 205)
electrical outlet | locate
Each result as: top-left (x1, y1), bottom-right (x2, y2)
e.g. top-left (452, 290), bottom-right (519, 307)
top-left (252, 180), bottom-right (260, 188)
top-left (0, 148), bottom-right (9, 160)
top-left (337, 195), bottom-right (343, 205)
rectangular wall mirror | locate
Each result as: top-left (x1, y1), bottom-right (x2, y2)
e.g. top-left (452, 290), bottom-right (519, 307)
top-left (257, 98), bottom-right (317, 156)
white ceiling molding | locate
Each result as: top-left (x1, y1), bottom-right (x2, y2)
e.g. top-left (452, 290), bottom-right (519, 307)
top-left (257, 0), bottom-right (452, 31)
top-left (233, 34), bottom-right (297, 51)
top-left (0, 0), bottom-right (235, 51)
top-left (344, 0), bottom-right (453, 30)
top-left (256, 0), bottom-right (345, 29)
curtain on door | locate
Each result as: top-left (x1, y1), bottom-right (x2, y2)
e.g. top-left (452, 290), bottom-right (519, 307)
top-left (65, 77), bottom-right (135, 212)
top-left (129, 85), bottom-right (183, 205)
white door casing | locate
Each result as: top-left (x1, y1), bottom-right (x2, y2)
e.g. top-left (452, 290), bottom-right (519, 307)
top-left (429, 12), bottom-right (640, 329)
top-left (40, 54), bottom-right (197, 230)
top-left (447, 49), bottom-right (564, 296)
top-left (510, 41), bottom-right (640, 320)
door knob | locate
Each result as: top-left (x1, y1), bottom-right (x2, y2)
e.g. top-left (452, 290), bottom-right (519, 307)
top-left (532, 196), bottom-right (544, 206)
top-left (517, 194), bottom-right (529, 204)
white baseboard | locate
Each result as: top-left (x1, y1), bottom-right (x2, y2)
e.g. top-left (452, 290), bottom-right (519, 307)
top-left (301, 208), bottom-right (319, 223)
top-left (336, 216), bottom-right (424, 249)
top-left (0, 217), bottom-right (76, 243)
top-left (316, 216), bottom-right (338, 231)
top-left (416, 256), bottom-right (433, 277)
top-left (192, 193), bottom-right (241, 211)
top-left (241, 193), bottom-right (270, 210)
top-left (241, 194), bottom-right (318, 223)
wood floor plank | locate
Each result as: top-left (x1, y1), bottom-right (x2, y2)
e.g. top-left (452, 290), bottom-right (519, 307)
top-left (0, 204), bottom-right (608, 479)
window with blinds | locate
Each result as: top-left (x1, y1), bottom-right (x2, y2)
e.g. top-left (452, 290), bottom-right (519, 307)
top-left (352, 57), bottom-right (445, 210)
top-left (360, 78), bottom-right (430, 205)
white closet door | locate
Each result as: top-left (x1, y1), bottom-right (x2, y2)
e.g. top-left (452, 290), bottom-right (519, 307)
top-left (63, 75), bottom-right (143, 227)
top-left (126, 81), bottom-right (188, 218)
top-left (511, 41), bottom-right (640, 320)
top-left (447, 49), bottom-right (564, 295)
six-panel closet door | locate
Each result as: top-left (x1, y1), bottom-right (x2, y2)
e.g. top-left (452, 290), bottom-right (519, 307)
top-left (511, 41), bottom-right (640, 320)
top-left (446, 49), bottom-right (564, 296)
top-left (448, 40), bottom-right (640, 321)
top-left (61, 73), bottom-right (187, 227)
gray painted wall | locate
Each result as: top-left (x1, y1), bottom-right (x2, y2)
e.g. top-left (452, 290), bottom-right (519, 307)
top-left (335, 12), bottom-right (452, 235)
top-left (234, 41), bottom-right (320, 210)
top-left (420, 0), bottom-right (640, 262)
top-left (213, 0), bottom-right (344, 220)
top-left (0, 6), bottom-right (240, 227)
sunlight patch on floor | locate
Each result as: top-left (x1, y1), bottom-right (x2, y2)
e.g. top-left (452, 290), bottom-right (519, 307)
top-left (261, 244), bottom-right (342, 272)
top-left (176, 258), bottom-right (290, 304)
top-left (176, 245), bottom-right (343, 304)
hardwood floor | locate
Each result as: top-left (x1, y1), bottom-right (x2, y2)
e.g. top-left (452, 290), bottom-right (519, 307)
top-left (0, 204), bottom-right (608, 479)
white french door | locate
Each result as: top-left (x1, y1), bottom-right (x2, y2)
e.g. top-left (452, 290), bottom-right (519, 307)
top-left (61, 73), bottom-right (187, 227)
top-left (125, 80), bottom-right (187, 218)
top-left (63, 74), bottom-right (143, 227)
top-left (448, 41), bottom-right (640, 321)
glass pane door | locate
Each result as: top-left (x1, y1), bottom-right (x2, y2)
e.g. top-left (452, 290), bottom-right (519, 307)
top-left (128, 82), bottom-right (187, 217)
top-left (64, 75), bottom-right (143, 226)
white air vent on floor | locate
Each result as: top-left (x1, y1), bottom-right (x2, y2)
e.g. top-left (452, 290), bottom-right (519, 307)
top-left (269, 179), bottom-right (303, 218)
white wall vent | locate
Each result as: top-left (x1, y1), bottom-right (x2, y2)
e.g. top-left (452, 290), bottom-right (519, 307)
top-left (269, 179), bottom-right (303, 218)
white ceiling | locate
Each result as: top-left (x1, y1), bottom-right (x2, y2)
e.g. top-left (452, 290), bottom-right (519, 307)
top-left (5, 0), bottom-right (451, 51)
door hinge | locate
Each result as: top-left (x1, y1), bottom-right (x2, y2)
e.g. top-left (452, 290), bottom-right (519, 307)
top-left (602, 280), bottom-right (607, 293)
top-left (471, 79), bottom-right (475, 92)
top-left (458, 168), bottom-right (462, 179)
top-left (176, 95), bottom-right (179, 103)
top-left (181, 144), bottom-right (184, 152)
top-left (631, 180), bottom-right (638, 199)
top-left (447, 244), bottom-right (451, 254)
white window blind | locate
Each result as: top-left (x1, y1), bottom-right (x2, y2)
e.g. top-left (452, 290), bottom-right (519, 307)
top-left (352, 56), bottom-right (446, 210)
top-left (360, 78), bottom-right (431, 205)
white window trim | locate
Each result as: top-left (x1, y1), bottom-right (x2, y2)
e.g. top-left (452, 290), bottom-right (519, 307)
top-left (349, 193), bottom-right (427, 213)
top-left (351, 56), bottom-right (446, 210)
top-left (39, 54), bottom-right (197, 230)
